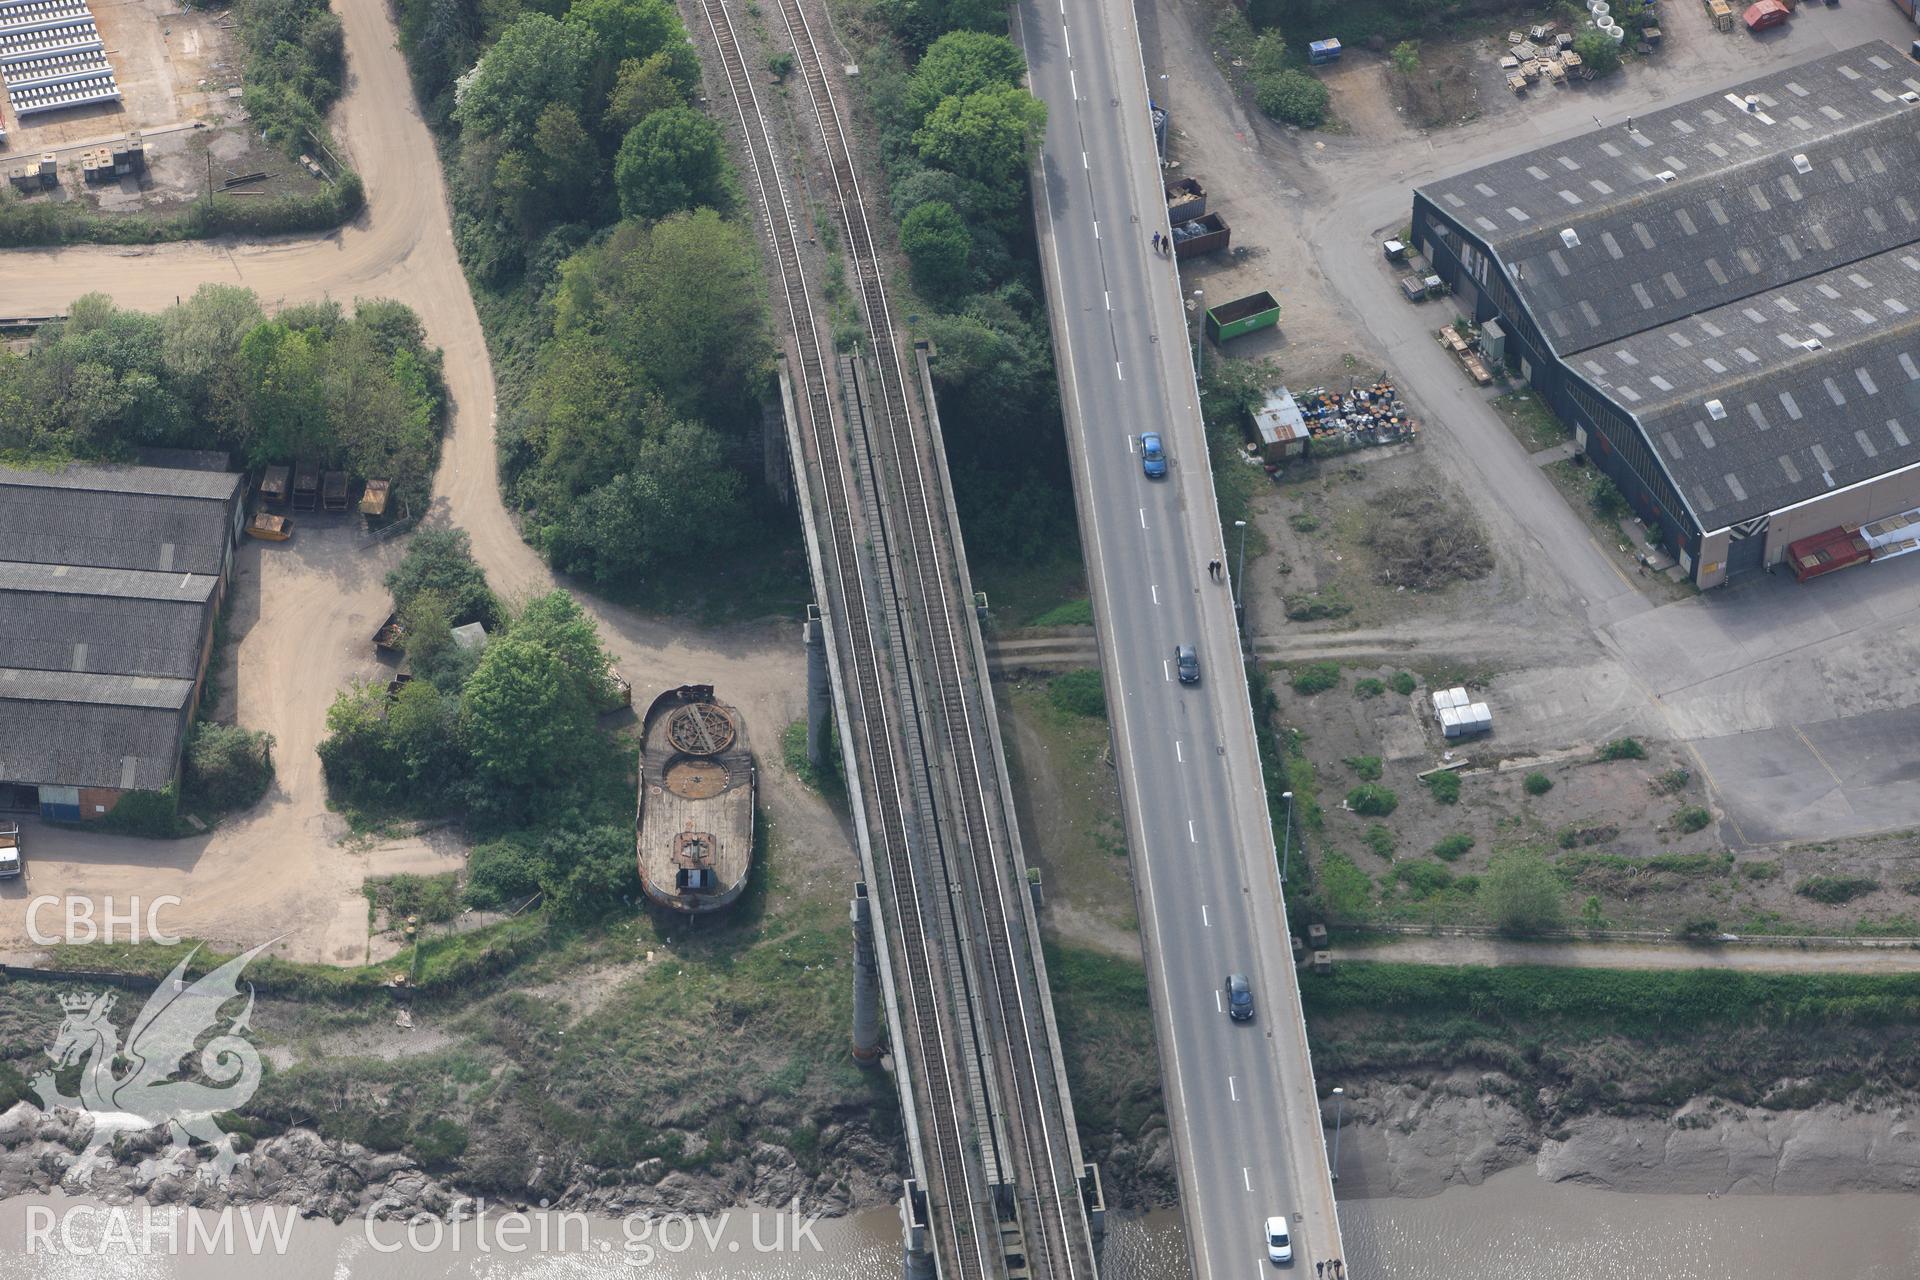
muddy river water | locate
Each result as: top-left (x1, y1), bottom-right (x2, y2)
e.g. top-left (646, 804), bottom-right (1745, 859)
top-left (1, 1170), bottom-right (1916, 1277)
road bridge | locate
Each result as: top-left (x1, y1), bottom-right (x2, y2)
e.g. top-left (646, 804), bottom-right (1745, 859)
top-left (1014, 0), bottom-right (1349, 1274)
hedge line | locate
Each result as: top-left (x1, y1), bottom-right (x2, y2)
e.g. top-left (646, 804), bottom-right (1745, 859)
top-left (0, 173), bottom-right (363, 250)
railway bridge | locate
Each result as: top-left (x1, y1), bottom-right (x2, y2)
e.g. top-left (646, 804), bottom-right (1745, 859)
top-left (696, 0), bottom-right (1105, 1275)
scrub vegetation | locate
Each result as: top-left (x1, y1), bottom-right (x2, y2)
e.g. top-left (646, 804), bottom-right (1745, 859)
top-left (0, 289), bottom-right (446, 512)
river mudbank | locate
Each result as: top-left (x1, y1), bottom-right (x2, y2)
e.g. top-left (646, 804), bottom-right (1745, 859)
top-left (1329, 1068), bottom-right (1920, 1199)
top-left (0, 1100), bottom-right (901, 1222)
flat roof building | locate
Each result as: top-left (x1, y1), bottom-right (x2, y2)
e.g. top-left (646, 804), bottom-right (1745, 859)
top-left (1412, 41), bottom-right (1920, 586)
top-left (0, 461), bottom-right (243, 820)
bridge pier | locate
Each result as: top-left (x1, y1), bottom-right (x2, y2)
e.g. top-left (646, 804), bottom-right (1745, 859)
top-left (804, 604), bottom-right (832, 768)
top-left (851, 882), bottom-right (882, 1063)
top-left (900, 1181), bottom-right (936, 1280)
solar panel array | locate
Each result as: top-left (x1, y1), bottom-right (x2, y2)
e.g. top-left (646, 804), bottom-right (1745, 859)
top-left (0, 0), bottom-right (117, 117)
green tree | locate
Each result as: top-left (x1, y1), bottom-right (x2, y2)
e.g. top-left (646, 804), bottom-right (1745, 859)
top-left (1485, 848), bottom-right (1566, 935)
top-left (543, 419), bottom-right (746, 585)
top-left (386, 528), bottom-right (499, 627)
top-left (1249, 30), bottom-right (1288, 80)
top-left (160, 284), bottom-right (265, 434)
top-left (453, 13), bottom-right (597, 146)
top-left (511, 591), bottom-right (616, 710)
top-left (1254, 69), bottom-right (1328, 127)
top-left (566, 0), bottom-right (686, 94)
top-left (239, 321), bottom-right (334, 467)
top-left (1572, 30), bottom-right (1621, 78)
top-left (906, 31), bottom-right (1025, 124)
top-left (463, 634), bottom-right (596, 794)
top-left (539, 824), bottom-right (635, 918)
top-left (913, 85), bottom-right (1047, 195)
top-left (553, 209), bottom-right (771, 420)
top-left (387, 679), bottom-right (470, 808)
top-left (182, 723), bottom-right (275, 813)
top-left (614, 106), bottom-right (728, 219)
top-left (318, 682), bottom-right (402, 808)
top-left (603, 51), bottom-right (688, 133)
top-left (1390, 40), bottom-right (1420, 76)
top-left (533, 102), bottom-right (601, 220)
top-left (901, 200), bottom-right (971, 300)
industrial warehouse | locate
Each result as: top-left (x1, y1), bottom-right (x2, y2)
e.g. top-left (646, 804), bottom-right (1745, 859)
top-left (0, 459), bottom-right (243, 820)
top-left (1412, 40), bottom-right (1920, 588)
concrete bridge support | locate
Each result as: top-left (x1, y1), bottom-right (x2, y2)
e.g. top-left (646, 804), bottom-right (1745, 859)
top-left (805, 604), bottom-right (832, 769)
top-left (851, 882), bottom-right (882, 1063)
top-left (901, 1181), bottom-right (935, 1280)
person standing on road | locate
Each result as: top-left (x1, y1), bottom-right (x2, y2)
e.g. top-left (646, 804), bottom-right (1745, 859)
top-left (1316, 1263), bottom-right (1325, 1279)
top-left (1151, 231), bottom-right (1162, 253)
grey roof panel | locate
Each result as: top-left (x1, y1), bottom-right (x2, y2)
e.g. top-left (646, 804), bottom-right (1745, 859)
top-left (0, 697), bottom-right (187, 791)
top-left (0, 461), bottom-right (242, 502)
top-left (1417, 42), bottom-right (1920, 355)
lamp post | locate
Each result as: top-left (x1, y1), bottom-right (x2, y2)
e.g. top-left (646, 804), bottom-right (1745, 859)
top-left (1192, 288), bottom-right (1205, 380)
top-left (1331, 1086), bottom-right (1346, 1182)
top-left (1232, 518), bottom-right (1248, 631)
top-left (1280, 790), bottom-right (1295, 883)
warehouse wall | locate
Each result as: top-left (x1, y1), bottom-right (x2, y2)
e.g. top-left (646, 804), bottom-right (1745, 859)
top-left (1762, 460), bottom-right (1920, 567)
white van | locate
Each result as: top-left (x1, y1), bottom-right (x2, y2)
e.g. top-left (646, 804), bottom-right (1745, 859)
top-left (1265, 1215), bottom-right (1293, 1264)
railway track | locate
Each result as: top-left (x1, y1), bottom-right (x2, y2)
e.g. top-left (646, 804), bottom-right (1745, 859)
top-left (693, 3), bottom-right (991, 1277)
top-left (767, 2), bottom-right (1095, 1278)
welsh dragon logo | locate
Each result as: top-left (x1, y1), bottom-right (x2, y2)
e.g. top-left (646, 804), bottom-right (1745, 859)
top-left (31, 940), bottom-right (273, 1186)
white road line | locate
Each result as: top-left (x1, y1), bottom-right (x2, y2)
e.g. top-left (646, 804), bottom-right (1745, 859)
top-left (1138, 507), bottom-right (1147, 528)
top-left (1162, 659), bottom-right (1171, 681)
top-left (1104, 291), bottom-right (1111, 310)
top-left (1229, 1076), bottom-right (1238, 1102)
top-left (1202, 904), bottom-right (1209, 926)
top-left (1116, 361), bottom-right (1123, 381)
top-left (1081, 151), bottom-right (1089, 169)
top-left (1063, 26), bottom-right (1071, 58)
top-left (1188, 819), bottom-right (1196, 843)
top-left (1175, 740), bottom-right (1184, 762)
top-left (1092, 220), bottom-right (1099, 240)
top-left (1243, 1167), bottom-right (1252, 1192)
top-left (1151, 584), bottom-right (1158, 604)
top-left (1127, 434), bottom-right (1136, 453)
top-left (1070, 69), bottom-right (1077, 98)
top-left (1214, 989), bottom-right (1221, 1011)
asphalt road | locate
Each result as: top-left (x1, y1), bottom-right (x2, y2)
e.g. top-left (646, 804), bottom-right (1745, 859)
top-left (1015, 1), bottom-right (1343, 1276)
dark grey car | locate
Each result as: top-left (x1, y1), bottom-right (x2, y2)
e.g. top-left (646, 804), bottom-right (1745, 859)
top-left (1175, 644), bottom-right (1200, 684)
top-left (1225, 972), bottom-right (1253, 1021)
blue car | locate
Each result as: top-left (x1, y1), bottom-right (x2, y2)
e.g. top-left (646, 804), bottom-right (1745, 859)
top-left (1140, 432), bottom-right (1168, 478)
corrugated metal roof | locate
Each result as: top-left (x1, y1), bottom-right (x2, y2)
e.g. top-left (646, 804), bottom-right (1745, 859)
top-left (0, 461), bottom-right (242, 502)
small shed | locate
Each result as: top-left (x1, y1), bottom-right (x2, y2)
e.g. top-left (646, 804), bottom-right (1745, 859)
top-left (451, 622), bottom-right (489, 651)
top-left (1250, 388), bottom-right (1310, 461)
top-left (1742, 0), bottom-right (1788, 29)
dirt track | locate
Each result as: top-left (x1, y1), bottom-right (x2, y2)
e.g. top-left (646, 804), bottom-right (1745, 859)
top-left (0, 0), bottom-right (840, 962)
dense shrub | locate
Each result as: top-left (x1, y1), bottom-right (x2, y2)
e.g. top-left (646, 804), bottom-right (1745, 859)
top-left (1255, 70), bottom-right (1329, 128)
top-left (1432, 833), bottom-right (1474, 862)
top-left (1353, 677), bottom-right (1385, 699)
top-left (1523, 772), bottom-right (1553, 796)
top-left (467, 839), bottom-right (548, 910)
top-left (1048, 669), bottom-right (1106, 719)
top-left (1389, 672), bottom-right (1417, 696)
top-left (1672, 806), bottom-right (1713, 834)
top-left (98, 786), bottom-right (182, 837)
top-left (1291, 661), bottom-right (1341, 695)
top-left (1486, 848), bottom-right (1565, 934)
top-left (1572, 31), bottom-right (1621, 78)
top-left (183, 722), bottom-right (276, 814)
top-left (1343, 755), bottom-right (1382, 781)
top-left (1797, 875), bottom-right (1880, 905)
top-left (1424, 771), bottom-right (1461, 805)
top-left (1393, 860), bottom-right (1454, 898)
top-left (1346, 784), bottom-right (1398, 817)
top-left (1598, 738), bottom-right (1647, 761)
